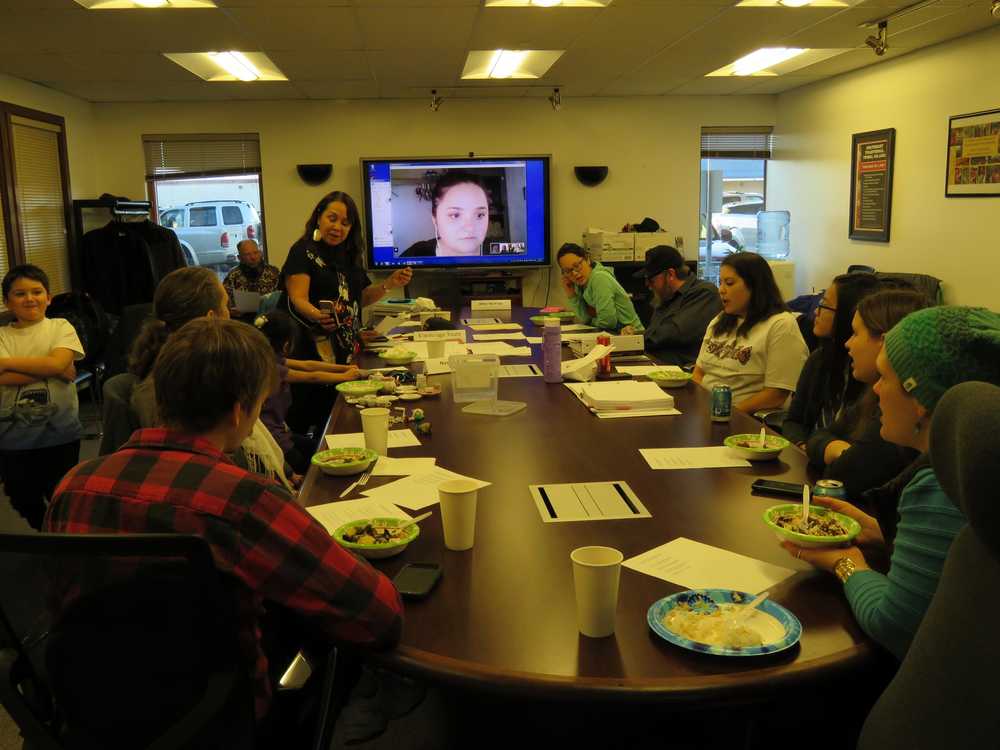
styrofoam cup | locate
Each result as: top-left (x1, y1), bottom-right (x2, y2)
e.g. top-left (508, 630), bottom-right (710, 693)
top-left (427, 340), bottom-right (446, 359)
top-left (438, 479), bottom-right (480, 551)
top-left (571, 546), bottom-right (623, 638)
top-left (360, 408), bottom-right (390, 456)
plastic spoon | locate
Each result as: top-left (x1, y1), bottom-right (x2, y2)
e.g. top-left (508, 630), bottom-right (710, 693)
top-left (758, 425), bottom-right (767, 449)
top-left (397, 511), bottom-right (432, 532)
top-left (801, 483), bottom-right (811, 524)
top-left (733, 591), bottom-right (770, 623)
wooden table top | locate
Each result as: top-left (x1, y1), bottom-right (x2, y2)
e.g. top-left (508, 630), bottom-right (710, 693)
top-left (298, 308), bottom-right (875, 704)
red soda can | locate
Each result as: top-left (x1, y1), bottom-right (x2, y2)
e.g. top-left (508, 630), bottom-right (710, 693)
top-left (596, 334), bottom-right (612, 375)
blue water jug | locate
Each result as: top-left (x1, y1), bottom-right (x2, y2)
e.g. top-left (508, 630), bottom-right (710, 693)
top-left (757, 210), bottom-right (790, 259)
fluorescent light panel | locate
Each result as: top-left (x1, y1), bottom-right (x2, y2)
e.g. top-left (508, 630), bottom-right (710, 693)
top-left (74, 0), bottom-right (217, 8)
top-left (462, 50), bottom-right (564, 80)
top-left (735, 0), bottom-right (863, 7)
top-left (163, 52), bottom-right (288, 82)
top-left (706, 47), bottom-right (848, 77)
top-left (484, 0), bottom-right (613, 7)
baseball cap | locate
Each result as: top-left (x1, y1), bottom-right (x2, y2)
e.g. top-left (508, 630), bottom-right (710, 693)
top-left (634, 245), bottom-right (685, 279)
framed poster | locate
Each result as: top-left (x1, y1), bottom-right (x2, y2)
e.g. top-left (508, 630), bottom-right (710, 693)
top-left (849, 128), bottom-right (895, 242)
top-left (945, 107), bottom-right (1000, 197)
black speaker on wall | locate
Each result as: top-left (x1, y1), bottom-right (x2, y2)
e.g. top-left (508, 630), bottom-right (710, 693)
top-left (574, 166), bottom-right (608, 187)
top-left (296, 164), bottom-right (333, 186)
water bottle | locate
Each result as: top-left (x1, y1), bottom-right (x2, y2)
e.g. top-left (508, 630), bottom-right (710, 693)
top-left (542, 317), bottom-right (562, 383)
top-left (756, 210), bottom-right (790, 259)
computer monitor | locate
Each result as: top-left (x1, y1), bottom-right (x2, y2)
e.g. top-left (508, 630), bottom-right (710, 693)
top-left (361, 156), bottom-right (550, 270)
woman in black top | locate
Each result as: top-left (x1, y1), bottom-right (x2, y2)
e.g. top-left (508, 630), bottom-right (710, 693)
top-left (282, 191), bottom-right (411, 364)
top-left (783, 272), bottom-right (880, 447)
top-left (280, 191), bottom-right (411, 433)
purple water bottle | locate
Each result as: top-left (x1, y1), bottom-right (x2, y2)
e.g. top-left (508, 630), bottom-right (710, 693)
top-left (542, 317), bottom-right (562, 383)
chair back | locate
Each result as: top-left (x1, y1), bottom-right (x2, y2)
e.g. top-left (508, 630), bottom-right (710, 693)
top-left (858, 382), bottom-right (1000, 749)
top-left (0, 533), bottom-right (254, 750)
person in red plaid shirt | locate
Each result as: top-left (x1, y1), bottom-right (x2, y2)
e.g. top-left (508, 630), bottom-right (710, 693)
top-left (44, 318), bottom-right (403, 725)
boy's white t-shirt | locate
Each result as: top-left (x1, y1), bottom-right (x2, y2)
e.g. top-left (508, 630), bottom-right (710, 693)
top-left (695, 311), bottom-right (808, 405)
top-left (0, 318), bottom-right (85, 451)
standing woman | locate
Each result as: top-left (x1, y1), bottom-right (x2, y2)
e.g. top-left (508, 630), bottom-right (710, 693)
top-left (783, 272), bottom-right (881, 446)
top-left (557, 243), bottom-right (642, 333)
top-left (693, 252), bottom-right (808, 414)
top-left (281, 191), bottom-right (411, 433)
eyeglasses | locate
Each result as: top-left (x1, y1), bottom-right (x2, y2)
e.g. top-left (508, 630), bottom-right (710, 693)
top-left (817, 300), bottom-right (837, 313)
top-left (561, 259), bottom-right (586, 277)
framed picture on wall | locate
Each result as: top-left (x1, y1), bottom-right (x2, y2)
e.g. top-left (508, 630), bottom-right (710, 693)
top-left (848, 128), bottom-right (895, 242)
top-left (945, 107), bottom-right (1000, 197)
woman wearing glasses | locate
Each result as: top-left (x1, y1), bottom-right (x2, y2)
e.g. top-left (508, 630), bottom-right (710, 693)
top-left (557, 244), bottom-right (642, 333)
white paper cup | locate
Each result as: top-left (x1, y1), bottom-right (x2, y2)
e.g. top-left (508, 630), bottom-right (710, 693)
top-left (438, 479), bottom-right (480, 551)
top-left (571, 546), bottom-right (623, 638)
top-left (427, 340), bottom-right (446, 359)
top-left (360, 408), bottom-right (390, 456)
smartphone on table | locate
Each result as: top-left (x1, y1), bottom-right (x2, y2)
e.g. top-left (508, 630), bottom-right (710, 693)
top-left (750, 478), bottom-right (806, 499)
top-left (393, 562), bottom-right (442, 599)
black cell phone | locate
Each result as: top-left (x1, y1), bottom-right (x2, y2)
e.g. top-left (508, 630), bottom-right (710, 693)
top-left (597, 371), bottom-right (632, 381)
top-left (751, 478), bottom-right (806, 499)
top-left (393, 563), bottom-right (442, 599)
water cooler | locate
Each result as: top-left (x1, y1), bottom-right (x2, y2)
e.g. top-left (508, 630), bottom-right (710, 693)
top-left (758, 211), bottom-right (795, 300)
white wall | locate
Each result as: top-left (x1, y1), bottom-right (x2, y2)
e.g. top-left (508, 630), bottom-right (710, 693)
top-left (0, 74), bottom-right (97, 200)
top-left (770, 25), bottom-right (1000, 307)
top-left (91, 95), bottom-right (775, 305)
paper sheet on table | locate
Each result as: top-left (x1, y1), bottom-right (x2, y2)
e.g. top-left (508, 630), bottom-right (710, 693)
top-left (362, 467), bottom-right (491, 510)
top-left (467, 323), bottom-right (522, 331)
top-left (473, 333), bottom-right (527, 341)
top-left (560, 324), bottom-right (596, 332)
top-left (525, 337), bottom-right (543, 345)
top-left (307, 498), bottom-right (413, 535)
top-left (498, 364), bottom-right (542, 378)
top-left (466, 342), bottom-right (532, 357)
top-left (370, 456), bottom-right (437, 476)
top-left (561, 344), bottom-right (613, 375)
top-left (396, 320), bottom-right (422, 328)
top-left (374, 315), bottom-right (406, 336)
top-left (624, 537), bottom-right (796, 594)
top-left (616, 365), bottom-right (685, 377)
top-left (529, 481), bottom-right (650, 523)
top-left (596, 409), bottom-right (680, 419)
top-left (639, 447), bottom-right (750, 469)
top-left (325, 429), bottom-right (421, 450)
top-left (423, 357), bottom-right (452, 375)
top-left (232, 289), bottom-right (261, 314)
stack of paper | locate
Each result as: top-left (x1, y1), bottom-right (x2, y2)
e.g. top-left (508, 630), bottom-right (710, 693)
top-left (578, 381), bottom-right (675, 412)
top-left (362, 467), bottom-right (491, 510)
top-left (466, 342), bottom-right (532, 357)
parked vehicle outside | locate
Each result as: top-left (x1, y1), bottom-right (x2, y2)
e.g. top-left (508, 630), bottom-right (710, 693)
top-left (158, 200), bottom-right (263, 268)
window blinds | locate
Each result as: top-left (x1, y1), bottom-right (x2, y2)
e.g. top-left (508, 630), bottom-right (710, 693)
top-left (142, 133), bottom-right (261, 179)
top-left (0, 190), bottom-right (8, 307)
top-left (701, 126), bottom-right (774, 159)
top-left (10, 115), bottom-right (70, 296)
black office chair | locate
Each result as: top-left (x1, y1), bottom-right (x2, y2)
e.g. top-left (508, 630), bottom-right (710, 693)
top-left (0, 533), bottom-right (255, 750)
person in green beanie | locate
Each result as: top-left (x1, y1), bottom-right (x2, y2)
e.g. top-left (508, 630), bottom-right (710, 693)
top-left (782, 305), bottom-right (1000, 660)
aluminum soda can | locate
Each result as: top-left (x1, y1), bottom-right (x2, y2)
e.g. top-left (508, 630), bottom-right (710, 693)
top-left (596, 334), bottom-right (612, 375)
top-left (813, 479), bottom-right (847, 499)
top-left (711, 385), bottom-right (732, 422)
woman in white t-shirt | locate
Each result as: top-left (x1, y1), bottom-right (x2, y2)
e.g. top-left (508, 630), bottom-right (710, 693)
top-left (693, 253), bottom-right (808, 414)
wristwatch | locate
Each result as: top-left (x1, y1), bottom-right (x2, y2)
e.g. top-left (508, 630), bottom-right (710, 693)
top-left (834, 557), bottom-right (858, 584)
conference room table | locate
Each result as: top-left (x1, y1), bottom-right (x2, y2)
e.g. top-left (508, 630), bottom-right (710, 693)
top-left (297, 307), bottom-right (880, 717)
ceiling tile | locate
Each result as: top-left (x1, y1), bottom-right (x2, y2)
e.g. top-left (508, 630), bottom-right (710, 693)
top-left (265, 50), bottom-right (371, 81)
top-left (886, 2), bottom-right (999, 48)
top-left (735, 73), bottom-right (826, 93)
top-left (293, 79), bottom-right (381, 99)
top-left (366, 49), bottom-right (467, 84)
top-left (225, 7), bottom-right (361, 50)
top-left (468, 8), bottom-right (601, 48)
top-left (355, 6), bottom-right (478, 48)
top-left (666, 77), bottom-right (757, 95)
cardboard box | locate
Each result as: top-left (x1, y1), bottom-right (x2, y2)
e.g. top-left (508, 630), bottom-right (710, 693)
top-left (633, 231), bottom-right (671, 261)
top-left (582, 231), bottom-right (634, 263)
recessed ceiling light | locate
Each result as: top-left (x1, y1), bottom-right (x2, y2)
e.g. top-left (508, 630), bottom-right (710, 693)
top-left (735, 0), bottom-right (862, 7)
top-left (531, 0), bottom-right (563, 6)
top-left (74, 0), bottom-right (217, 8)
top-left (163, 52), bottom-right (288, 82)
top-left (706, 47), bottom-right (848, 77)
top-left (778, 0), bottom-right (812, 6)
top-left (484, 0), bottom-right (612, 7)
top-left (732, 48), bottom-right (805, 75)
top-left (462, 50), bottom-right (564, 79)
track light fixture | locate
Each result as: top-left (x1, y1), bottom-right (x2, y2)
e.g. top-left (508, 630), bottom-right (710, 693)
top-left (430, 89), bottom-right (443, 111)
top-left (865, 20), bottom-right (888, 56)
top-left (548, 87), bottom-right (561, 111)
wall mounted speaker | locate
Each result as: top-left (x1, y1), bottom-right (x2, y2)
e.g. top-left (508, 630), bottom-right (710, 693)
top-left (296, 164), bottom-right (333, 186)
top-left (574, 166), bottom-right (608, 187)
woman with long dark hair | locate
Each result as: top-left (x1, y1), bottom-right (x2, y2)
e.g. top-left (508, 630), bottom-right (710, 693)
top-left (783, 272), bottom-right (881, 446)
top-left (692, 253), bottom-right (808, 414)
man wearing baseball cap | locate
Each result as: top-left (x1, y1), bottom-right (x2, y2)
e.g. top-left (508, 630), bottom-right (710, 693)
top-left (622, 245), bottom-right (721, 366)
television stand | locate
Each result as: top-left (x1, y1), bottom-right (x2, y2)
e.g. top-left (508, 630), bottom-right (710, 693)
top-left (457, 271), bottom-right (523, 306)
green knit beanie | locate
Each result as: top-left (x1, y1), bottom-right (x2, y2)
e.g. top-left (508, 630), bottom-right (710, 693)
top-left (884, 306), bottom-right (1000, 412)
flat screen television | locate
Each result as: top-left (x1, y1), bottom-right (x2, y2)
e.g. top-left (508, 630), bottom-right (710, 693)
top-left (361, 155), bottom-right (550, 270)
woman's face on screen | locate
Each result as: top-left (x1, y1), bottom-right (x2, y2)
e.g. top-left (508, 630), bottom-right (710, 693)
top-left (432, 182), bottom-right (489, 256)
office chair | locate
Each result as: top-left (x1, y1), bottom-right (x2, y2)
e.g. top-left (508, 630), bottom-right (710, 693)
top-left (0, 533), bottom-right (255, 750)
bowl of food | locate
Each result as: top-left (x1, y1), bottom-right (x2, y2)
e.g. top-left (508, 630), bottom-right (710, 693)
top-left (311, 447), bottom-right (377, 476)
top-left (529, 311), bottom-right (576, 325)
top-left (724, 433), bottom-right (790, 461)
top-left (333, 517), bottom-right (419, 559)
top-left (378, 347), bottom-right (418, 366)
top-left (763, 504), bottom-right (861, 548)
top-left (335, 380), bottom-right (383, 397)
top-left (647, 369), bottom-right (693, 389)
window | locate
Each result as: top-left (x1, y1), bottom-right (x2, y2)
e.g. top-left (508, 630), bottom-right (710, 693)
top-left (143, 133), bottom-right (266, 275)
top-left (699, 126), bottom-right (772, 286)
top-left (189, 206), bottom-right (217, 227)
top-left (221, 205), bottom-right (242, 225)
top-left (0, 103), bottom-right (73, 297)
